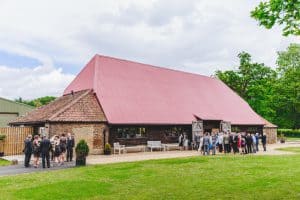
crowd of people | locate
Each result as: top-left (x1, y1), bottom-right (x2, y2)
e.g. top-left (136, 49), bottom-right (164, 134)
top-left (23, 133), bottom-right (75, 168)
top-left (179, 132), bottom-right (267, 155)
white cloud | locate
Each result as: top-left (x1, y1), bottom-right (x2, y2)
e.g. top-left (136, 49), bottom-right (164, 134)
top-left (0, 65), bottom-right (75, 99)
top-left (0, 0), bottom-right (299, 100)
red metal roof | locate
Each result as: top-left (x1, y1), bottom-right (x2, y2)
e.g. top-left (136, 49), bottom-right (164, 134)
top-left (64, 55), bottom-right (264, 125)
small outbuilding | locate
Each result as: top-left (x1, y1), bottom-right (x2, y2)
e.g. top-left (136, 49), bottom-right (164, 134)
top-left (0, 97), bottom-right (34, 127)
top-left (262, 118), bottom-right (278, 144)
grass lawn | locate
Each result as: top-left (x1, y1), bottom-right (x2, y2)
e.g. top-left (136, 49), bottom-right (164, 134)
top-left (1, 155), bottom-right (300, 199)
top-left (0, 158), bottom-right (10, 166)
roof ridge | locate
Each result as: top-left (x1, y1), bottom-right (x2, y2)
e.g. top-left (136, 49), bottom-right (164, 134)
top-left (95, 54), bottom-right (216, 80)
top-left (49, 90), bottom-right (91, 121)
top-left (93, 54), bottom-right (98, 95)
top-left (63, 55), bottom-right (97, 94)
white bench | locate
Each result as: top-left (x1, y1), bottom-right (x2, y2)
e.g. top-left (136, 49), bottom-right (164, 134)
top-left (162, 143), bottom-right (180, 151)
top-left (125, 145), bottom-right (146, 153)
top-left (147, 141), bottom-right (164, 152)
top-left (113, 142), bottom-right (126, 154)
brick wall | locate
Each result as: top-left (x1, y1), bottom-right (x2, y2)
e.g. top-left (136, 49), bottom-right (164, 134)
top-left (264, 127), bottom-right (277, 144)
top-left (49, 122), bottom-right (109, 154)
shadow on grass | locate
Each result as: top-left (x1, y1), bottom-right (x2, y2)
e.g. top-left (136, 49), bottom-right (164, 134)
top-left (15, 180), bottom-right (112, 200)
top-left (276, 147), bottom-right (300, 153)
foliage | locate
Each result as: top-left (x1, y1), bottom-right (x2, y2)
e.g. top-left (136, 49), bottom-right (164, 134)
top-left (104, 143), bottom-right (111, 151)
top-left (278, 129), bottom-right (300, 137)
top-left (216, 52), bottom-right (277, 123)
top-left (0, 135), bottom-right (6, 141)
top-left (278, 133), bottom-right (286, 143)
top-left (216, 44), bottom-right (300, 129)
top-left (2, 156), bottom-right (300, 199)
top-left (75, 140), bottom-right (89, 157)
top-left (0, 158), bottom-right (9, 166)
top-left (274, 44), bottom-right (300, 129)
top-left (104, 143), bottom-right (112, 155)
top-left (251, 0), bottom-right (300, 36)
top-left (15, 96), bottom-right (56, 107)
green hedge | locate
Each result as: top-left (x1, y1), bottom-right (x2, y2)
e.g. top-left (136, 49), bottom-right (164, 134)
top-left (278, 129), bottom-right (300, 137)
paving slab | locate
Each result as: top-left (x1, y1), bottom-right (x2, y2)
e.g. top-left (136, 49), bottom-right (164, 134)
top-left (0, 161), bottom-right (75, 177)
top-left (87, 142), bottom-right (300, 165)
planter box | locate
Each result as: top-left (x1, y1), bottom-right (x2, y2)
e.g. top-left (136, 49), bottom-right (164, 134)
top-left (75, 157), bottom-right (86, 166)
top-left (104, 150), bottom-right (111, 155)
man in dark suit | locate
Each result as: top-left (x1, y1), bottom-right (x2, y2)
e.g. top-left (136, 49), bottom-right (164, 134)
top-left (23, 135), bottom-right (33, 168)
top-left (67, 133), bottom-right (75, 162)
top-left (261, 133), bottom-right (267, 151)
top-left (40, 135), bottom-right (52, 168)
top-left (246, 133), bottom-right (253, 154)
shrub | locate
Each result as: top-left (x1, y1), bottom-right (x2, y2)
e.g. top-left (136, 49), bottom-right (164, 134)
top-left (75, 140), bottom-right (89, 157)
top-left (279, 134), bottom-right (286, 143)
top-left (104, 143), bottom-right (111, 155)
top-left (0, 135), bottom-right (6, 141)
top-left (277, 129), bottom-right (300, 137)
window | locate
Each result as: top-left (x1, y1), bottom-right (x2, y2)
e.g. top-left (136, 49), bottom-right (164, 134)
top-left (231, 127), bottom-right (240, 132)
top-left (116, 127), bottom-right (146, 139)
top-left (165, 126), bottom-right (185, 137)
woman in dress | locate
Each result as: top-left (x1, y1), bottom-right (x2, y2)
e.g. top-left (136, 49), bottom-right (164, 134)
top-left (241, 133), bottom-right (246, 154)
top-left (237, 133), bottom-right (242, 152)
top-left (32, 135), bottom-right (41, 168)
top-left (59, 133), bottom-right (67, 164)
top-left (53, 135), bottom-right (61, 165)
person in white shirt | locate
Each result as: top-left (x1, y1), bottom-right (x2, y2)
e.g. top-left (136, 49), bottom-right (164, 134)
top-left (252, 134), bottom-right (257, 153)
top-left (218, 132), bottom-right (224, 153)
top-left (183, 132), bottom-right (189, 150)
top-left (198, 135), bottom-right (204, 154)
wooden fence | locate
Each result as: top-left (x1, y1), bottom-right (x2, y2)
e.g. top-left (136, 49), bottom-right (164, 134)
top-left (0, 127), bottom-right (33, 156)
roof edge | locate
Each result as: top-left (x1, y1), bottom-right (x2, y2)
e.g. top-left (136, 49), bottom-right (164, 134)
top-left (49, 90), bottom-right (92, 120)
top-left (63, 55), bottom-right (97, 95)
top-left (95, 54), bottom-right (216, 80)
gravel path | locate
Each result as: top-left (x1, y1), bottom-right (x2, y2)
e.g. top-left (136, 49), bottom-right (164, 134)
top-left (87, 142), bottom-right (300, 165)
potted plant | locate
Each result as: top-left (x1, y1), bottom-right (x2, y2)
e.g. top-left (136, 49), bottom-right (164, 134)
top-left (75, 140), bottom-right (89, 166)
top-left (0, 134), bottom-right (6, 157)
top-left (104, 143), bottom-right (112, 155)
top-left (279, 134), bottom-right (286, 143)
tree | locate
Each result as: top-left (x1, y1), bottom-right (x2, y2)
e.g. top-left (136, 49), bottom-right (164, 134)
top-left (274, 43), bottom-right (300, 128)
top-left (216, 45), bottom-right (300, 129)
top-left (15, 96), bottom-right (56, 107)
top-left (251, 0), bottom-right (300, 36)
top-left (216, 52), bottom-right (277, 123)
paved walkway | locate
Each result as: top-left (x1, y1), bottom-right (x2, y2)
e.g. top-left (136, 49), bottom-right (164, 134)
top-left (87, 142), bottom-right (300, 165)
top-left (0, 161), bottom-right (75, 177)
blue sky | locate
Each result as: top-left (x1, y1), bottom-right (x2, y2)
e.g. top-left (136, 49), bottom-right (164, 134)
top-left (0, 0), bottom-right (298, 100)
top-left (0, 51), bottom-right (41, 68)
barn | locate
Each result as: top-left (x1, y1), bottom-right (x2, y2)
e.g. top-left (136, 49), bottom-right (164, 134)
top-left (0, 97), bottom-right (34, 127)
top-left (10, 55), bottom-right (277, 154)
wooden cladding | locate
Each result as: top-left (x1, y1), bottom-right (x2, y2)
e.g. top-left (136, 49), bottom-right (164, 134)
top-left (0, 127), bottom-right (33, 156)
